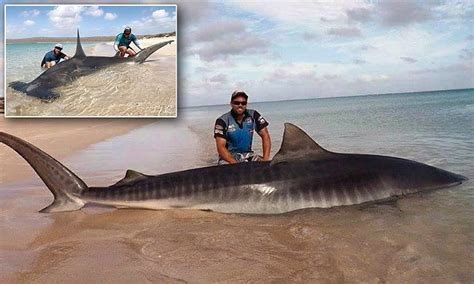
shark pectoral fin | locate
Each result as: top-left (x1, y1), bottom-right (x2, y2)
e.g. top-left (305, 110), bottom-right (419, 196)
top-left (271, 123), bottom-right (333, 165)
top-left (134, 40), bottom-right (173, 63)
top-left (40, 197), bottom-right (85, 213)
top-left (112, 170), bottom-right (147, 186)
top-left (27, 89), bottom-right (60, 102)
top-left (9, 81), bottom-right (29, 92)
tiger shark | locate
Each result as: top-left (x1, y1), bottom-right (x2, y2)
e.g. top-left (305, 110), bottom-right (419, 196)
top-left (9, 30), bottom-right (174, 101)
top-left (0, 123), bottom-right (467, 214)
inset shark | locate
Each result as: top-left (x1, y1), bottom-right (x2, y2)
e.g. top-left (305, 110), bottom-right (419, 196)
top-left (9, 30), bottom-right (173, 101)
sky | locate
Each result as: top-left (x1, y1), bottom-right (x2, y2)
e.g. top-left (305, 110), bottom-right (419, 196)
top-left (5, 5), bottom-right (177, 38)
top-left (1, 1), bottom-right (473, 106)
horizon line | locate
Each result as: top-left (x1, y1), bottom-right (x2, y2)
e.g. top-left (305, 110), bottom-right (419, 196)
top-left (182, 87), bottom-right (474, 109)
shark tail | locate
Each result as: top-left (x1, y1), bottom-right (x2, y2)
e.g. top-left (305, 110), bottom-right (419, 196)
top-left (9, 81), bottom-right (29, 93)
top-left (0, 132), bottom-right (88, 213)
top-left (134, 40), bottom-right (174, 64)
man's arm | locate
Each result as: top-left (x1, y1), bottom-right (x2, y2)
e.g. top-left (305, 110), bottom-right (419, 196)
top-left (252, 110), bottom-right (271, 161)
top-left (258, 127), bottom-right (271, 161)
top-left (132, 35), bottom-right (142, 50)
top-left (215, 137), bottom-right (237, 164)
top-left (114, 34), bottom-right (120, 51)
top-left (40, 55), bottom-right (47, 67)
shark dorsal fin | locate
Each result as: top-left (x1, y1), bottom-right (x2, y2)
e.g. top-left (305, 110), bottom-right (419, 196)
top-left (74, 29), bottom-right (86, 58)
top-left (113, 170), bottom-right (147, 186)
top-left (271, 123), bottom-right (331, 165)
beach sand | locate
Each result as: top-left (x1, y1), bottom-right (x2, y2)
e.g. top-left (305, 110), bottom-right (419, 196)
top-left (0, 117), bottom-right (152, 183)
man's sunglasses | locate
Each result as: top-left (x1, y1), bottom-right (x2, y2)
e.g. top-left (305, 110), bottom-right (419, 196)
top-left (232, 101), bottom-right (247, 106)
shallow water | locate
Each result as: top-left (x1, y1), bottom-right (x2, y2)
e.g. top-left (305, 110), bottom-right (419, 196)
top-left (5, 41), bottom-right (176, 117)
top-left (0, 89), bottom-right (473, 282)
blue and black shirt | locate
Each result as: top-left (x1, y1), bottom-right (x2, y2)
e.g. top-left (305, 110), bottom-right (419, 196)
top-left (214, 109), bottom-right (269, 155)
top-left (40, 50), bottom-right (66, 67)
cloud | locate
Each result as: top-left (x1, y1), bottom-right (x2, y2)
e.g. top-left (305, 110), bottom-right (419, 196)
top-left (376, 0), bottom-right (432, 26)
top-left (346, 7), bottom-right (372, 22)
top-left (23, 20), bottom-right (35, 26)
top-left (263, 64), bottom-right (318, 83)
top-left (84, 6), bottom-right (104, 17)
top-left (230, 1), bottom-right (368, 27)
top-left (334, 27), bottom-right (454, 67)
top-left (400, 56), bottom-right (417, 63)
top-left (104, 12), bottom-right (117, 21)
top-left (5, 25), bottom-right (27, 38)
top-left (432, 1), bottom-right (474, 20)
top-left (357, 44), bottom-right (377, 51)
top-left (48, 6), bottom-right (84, 28)
top-left (209, 74), bottom-right (228, 83)
top-left (125, 8), bottom-right (176, 34)
top-left (327, 27), bottom-right (362, 37)
top-left (152, 9), bottom-right (169, 20)
top-left (302, 32), bottom-right (319, 41)
top-left (175, 0), bottom-right (213, 26)
top-left (353, 59), bottom-right (366, 65)
top-left (21, 9), bottom-right (40, 17)
top-left (193, 36), bottom-right (268, 62)
top-left (467, 35), bottom-right (474, 41)
top-left (358, 74), bottom-right (389, 82)
top-left (411, 61), bottom-right (474, 75)
top-left (459, 48), bottom-right (473, 60)
top-left (193, 20), bottom-right (245, 42)
top-left (188, 20), bottom-right (269, 62)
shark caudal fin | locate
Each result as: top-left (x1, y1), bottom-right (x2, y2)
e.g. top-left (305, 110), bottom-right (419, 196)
top-left (0, 132), bottom-right (87, 212)
top-left (134, 40), bottom-right (174, 64)
top-left (74, 29), bottom-right (86, 58)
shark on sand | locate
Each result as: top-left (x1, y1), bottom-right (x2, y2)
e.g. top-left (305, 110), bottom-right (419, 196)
top-left (0, 123), bottom-right (467, 214)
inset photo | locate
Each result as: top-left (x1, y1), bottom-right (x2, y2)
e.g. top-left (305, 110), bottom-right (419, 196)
top-left (4, 4), bottom-right (177, 117)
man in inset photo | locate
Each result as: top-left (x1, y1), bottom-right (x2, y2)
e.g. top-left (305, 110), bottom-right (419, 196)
top-left (40, 43), bottom-right (69, 69)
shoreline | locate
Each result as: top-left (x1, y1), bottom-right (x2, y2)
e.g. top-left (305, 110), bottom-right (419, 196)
top-left (0, 117), bottom-right (154, 183)
top-left (5, 32), bottom-right (176, 44)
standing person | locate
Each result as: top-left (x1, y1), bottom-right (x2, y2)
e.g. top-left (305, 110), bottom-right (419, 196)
top-left (40, 44), bottom-right (69, 69)
top-left (114, 26), bottom-right (142, 57)
top-left (214, 90), bottom-right (271, 165)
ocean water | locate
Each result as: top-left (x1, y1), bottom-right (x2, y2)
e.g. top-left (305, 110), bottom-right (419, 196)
top-left (1, 89), bottom-right (473, 282)
top-left (5, 42), bottom-right (86, 83)
top-left (4, 41), bottom-right (176, 117)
